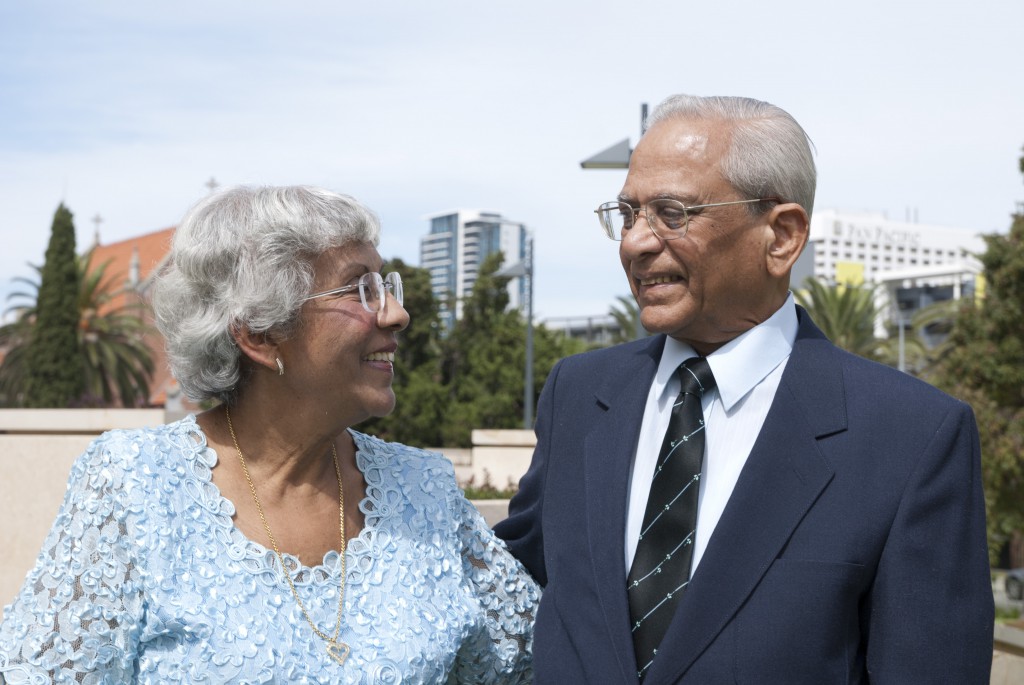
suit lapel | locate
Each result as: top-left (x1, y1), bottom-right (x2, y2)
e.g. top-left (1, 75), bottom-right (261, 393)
top-left (584, 335), bottom-right (664, 683)
top-left (650, 311), bottom-right (848, 684)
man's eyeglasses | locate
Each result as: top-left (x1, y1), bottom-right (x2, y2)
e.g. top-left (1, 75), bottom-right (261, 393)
top-left (594, 197), bottom-right (780, 241)
top-left (302, 271), bottom-right (404, 313)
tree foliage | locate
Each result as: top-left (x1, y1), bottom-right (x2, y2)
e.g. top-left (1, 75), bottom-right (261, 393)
top-left (1, 247), bottom-right (155, 407)
top-left (930, 155), bottom-right (1024, 561)
top-left (362, 252), bottom-right (585, 448)
top-left (358, 258), bottom-right (447, 446)
top-left (609, 294), bottom-right (648, 344)
top-left (21, 204), bottom-right (86, 407)
top-left (440, 252), bottom-right (530, 446)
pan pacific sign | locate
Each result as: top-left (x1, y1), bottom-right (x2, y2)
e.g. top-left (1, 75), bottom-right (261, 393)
top-left (832, 221), bottom-right (921, 249)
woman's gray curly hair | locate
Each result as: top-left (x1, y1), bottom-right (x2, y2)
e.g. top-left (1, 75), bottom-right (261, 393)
top-left (152, 185), bottom-right (380, 404)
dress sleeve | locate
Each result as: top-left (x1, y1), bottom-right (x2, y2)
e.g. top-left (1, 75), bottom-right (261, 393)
top-left (0, 432), bottom-right (146, 684)
top-left (450, 494), bottom-right (541, 685)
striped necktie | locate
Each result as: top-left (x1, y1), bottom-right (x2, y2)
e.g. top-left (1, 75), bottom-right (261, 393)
top-left (627, 356), bottom-right (715, 681)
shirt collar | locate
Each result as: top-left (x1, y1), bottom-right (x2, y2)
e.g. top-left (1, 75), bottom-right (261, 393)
top-left (655, 292), bottom-right (798, 412)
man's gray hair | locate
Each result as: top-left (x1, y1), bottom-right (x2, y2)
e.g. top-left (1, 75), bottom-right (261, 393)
top-left (152, 185), bottom-right (381, 404)
top-left (646, 94), bottom-right (816, 216)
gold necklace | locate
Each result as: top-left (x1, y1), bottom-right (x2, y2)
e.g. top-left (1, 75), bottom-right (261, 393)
top-left (225, 405), bottom-right (349, 666)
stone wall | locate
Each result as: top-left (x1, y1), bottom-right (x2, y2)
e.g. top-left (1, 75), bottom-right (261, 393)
top-left (468, 428), bottom-right (535, 491)
top-left (0, 409), bottom-right (165, 615)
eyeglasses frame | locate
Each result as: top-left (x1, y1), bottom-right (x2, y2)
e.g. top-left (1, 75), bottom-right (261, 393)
top-left (594, 197), bottom-right (782, 241)
top-left (301, 271), bottom-right (403, 313)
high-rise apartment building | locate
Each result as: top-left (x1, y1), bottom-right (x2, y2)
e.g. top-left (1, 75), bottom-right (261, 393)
top-left (420, 209), bottom-right (528, 330)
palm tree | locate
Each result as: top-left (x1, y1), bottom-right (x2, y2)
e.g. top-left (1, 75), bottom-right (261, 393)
top-left (794, 277), bottom-right (958, 373)
top-left (0, 249), bottom-right (155, 407)
top-left (794, 277), bottom-right (890, 362)
top-left (0, 275), bottom-right (39, 404)
top-left (609, 294), bottom-right (646, 343)
top-left (883, 298), bottom-right (960, 377)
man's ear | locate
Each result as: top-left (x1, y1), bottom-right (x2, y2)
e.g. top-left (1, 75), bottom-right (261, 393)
top-left (230, 325), bottom-right (281, 375)
top-left (765, 203), bottom-right (810, 278)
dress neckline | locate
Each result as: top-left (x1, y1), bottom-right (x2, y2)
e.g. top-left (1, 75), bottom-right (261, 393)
top-left (178, 414), bottom-right (379, 578)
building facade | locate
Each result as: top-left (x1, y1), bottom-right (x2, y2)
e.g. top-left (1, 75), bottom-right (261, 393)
top-left (807, 209), bottom-right (984, 285)
top-left (420, 210), bottom-right (528, 330)
top-left (806, 209), bottom-right (986, 329)
top-left (540, 315), bottom-right (622, 347)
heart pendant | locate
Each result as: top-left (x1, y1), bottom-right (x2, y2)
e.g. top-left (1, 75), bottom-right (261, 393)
top-left (326, 640), bottom-right (350, 665)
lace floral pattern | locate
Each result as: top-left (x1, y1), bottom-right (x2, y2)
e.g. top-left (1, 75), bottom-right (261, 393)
top-left (0, 417), bottom-right (538, 684)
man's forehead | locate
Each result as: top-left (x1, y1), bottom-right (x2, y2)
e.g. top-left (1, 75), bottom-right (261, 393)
top-left (619, 118), bottom-right (729, 198)
top-left (662, 130), bottom-right (711, 156)
top-left (646, 116), bottom-right (729, 153)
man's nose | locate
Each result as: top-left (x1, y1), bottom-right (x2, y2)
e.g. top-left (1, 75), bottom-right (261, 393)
top-left (620, 210), bottom-right (664, 256)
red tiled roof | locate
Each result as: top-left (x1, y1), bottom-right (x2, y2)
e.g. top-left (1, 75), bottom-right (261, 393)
top-left (85, 227), bottom-right (179, 408)
top-left (88, 226), bottom-right (175, 314)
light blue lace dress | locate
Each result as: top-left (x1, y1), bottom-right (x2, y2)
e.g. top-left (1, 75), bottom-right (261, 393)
top-left (0, 416), bottom-right (539, 684)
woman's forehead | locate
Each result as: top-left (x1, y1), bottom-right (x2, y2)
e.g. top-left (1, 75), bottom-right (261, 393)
top-left (314, 243), bottom-right (383, 276)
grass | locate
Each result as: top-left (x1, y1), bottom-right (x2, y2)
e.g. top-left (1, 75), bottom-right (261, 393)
top-left (996, 605), bottom-right (1021, 623)
top-left (461, 469), bottom-right (518, 500)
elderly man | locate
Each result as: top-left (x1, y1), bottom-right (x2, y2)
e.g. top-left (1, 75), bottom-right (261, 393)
top-left (495, 94), bottom-right (993, 684)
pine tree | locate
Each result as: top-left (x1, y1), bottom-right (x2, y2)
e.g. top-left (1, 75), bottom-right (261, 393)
top-left (23, 204), bottom-right (85, 407)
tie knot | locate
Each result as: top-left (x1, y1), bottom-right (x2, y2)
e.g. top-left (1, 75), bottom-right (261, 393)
top-left (678, 356), bottom-right (715, 397)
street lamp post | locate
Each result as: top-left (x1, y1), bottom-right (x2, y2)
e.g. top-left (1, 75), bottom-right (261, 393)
top-left (579, 103), bottom-right (647, 169)
top-left (523, 235), bottom-right (534, 429)
top-left (581, 104), bottom-right (649, 342)
top-left (496, 235), bottom-right (534, 429)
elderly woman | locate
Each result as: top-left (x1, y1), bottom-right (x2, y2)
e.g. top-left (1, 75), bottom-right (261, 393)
top-left (0, 186), bottom-right (539, 683)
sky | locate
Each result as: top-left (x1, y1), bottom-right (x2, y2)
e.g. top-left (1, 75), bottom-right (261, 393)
top-left (2, 0), bottom-right (1022, 324)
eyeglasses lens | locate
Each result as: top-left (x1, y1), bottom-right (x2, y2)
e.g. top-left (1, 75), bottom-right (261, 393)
top-left (648, 199), bottom-right (689, 235)
top-left (360, 272), bottom-right (404, 313)
top-left (596, 202), bottom-right (628, 241)
top-left (596, 200), bottom-right (690, 241)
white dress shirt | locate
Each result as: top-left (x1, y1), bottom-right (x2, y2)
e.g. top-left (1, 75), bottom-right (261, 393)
top-left (625, 294), bottom-right (799, 574)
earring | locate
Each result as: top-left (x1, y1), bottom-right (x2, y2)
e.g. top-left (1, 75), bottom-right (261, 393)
top-left (276, 357), bottom-right (285, 376)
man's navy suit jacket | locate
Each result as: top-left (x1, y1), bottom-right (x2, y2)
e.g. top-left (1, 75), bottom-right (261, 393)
top-left (495, 308), bottom-right (993, 684)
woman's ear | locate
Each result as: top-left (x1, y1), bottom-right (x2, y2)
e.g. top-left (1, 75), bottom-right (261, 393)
top-left (765, 203), bottom-right (810, 279)
top-left (230, 325), bottom-right (281, 375)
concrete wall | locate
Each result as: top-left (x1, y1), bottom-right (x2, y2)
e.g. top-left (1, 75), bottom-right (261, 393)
top-left (992, 622), bottom-right (1024, 683)
top-left (469, 428), bottom-right (534, 491)
top-left (0, 409), bottom-right (165, 616)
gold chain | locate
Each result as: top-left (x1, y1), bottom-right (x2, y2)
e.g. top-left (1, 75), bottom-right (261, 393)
top-left (225, 405), bottom-right (350, 665)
